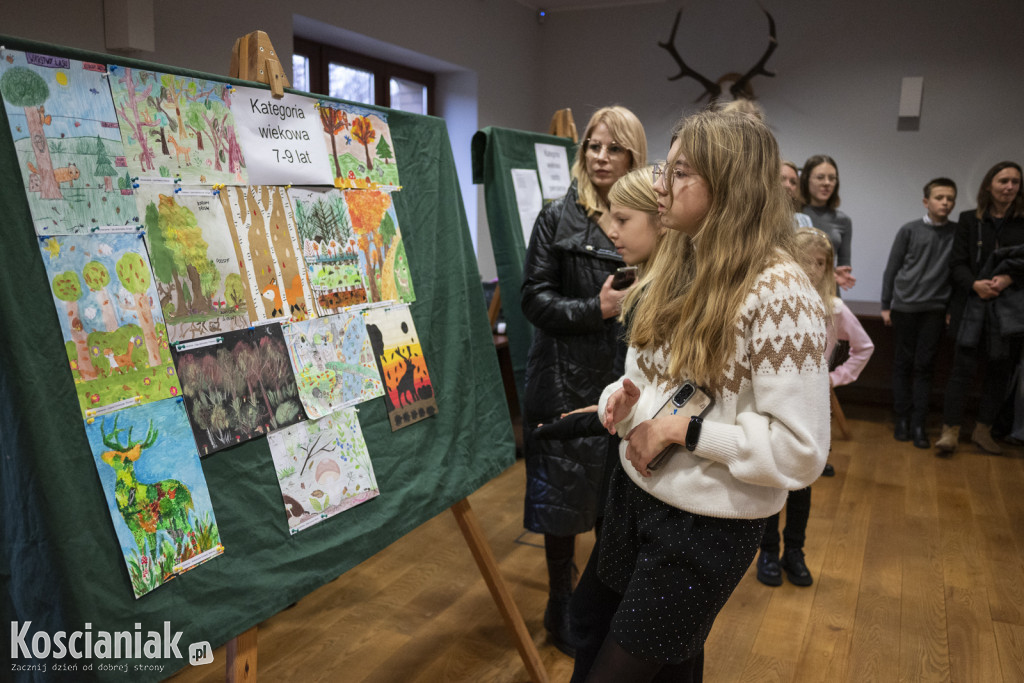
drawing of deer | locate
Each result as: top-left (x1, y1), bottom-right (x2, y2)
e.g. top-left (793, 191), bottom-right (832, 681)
top-left (168, 134), bottom-right (192, 167)
top-left (392, 345), bottom-right (418, 408)
top-left (99, 416), bottom-right (198, 560)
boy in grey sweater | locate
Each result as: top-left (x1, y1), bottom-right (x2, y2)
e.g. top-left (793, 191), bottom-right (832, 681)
top-left (881, 178), bottom-right (958, 448)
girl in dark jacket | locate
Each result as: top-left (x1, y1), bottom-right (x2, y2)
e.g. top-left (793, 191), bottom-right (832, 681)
top-left (521, 105), bottom-right (646, 654)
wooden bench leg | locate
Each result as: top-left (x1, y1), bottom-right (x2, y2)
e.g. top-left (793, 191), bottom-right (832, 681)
top-left (226, 625), bottom-right (258, 682)
top-left (830, 387), bottom-right (851, 440)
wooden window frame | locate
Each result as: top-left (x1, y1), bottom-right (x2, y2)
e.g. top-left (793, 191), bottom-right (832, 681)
top-left (294, 37), bottom-right (436, 116)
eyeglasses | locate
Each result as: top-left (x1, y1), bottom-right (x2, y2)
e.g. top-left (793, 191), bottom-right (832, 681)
top-left (652, 162), bottom-right (666, 183)
top-left (585, 139), bottom-right (627, 159)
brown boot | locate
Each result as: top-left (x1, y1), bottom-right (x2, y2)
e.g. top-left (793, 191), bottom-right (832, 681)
top-left (971, 423), bottom-right (1002, 454)
top-left (935, 424), bottom-right (959, 456)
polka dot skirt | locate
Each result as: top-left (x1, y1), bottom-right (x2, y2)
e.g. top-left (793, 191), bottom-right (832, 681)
top-left (597, 466), bottom-right (767, 663)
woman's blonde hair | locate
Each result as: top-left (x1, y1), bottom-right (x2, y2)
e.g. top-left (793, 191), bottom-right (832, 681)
top-left (628, 109), bottom-right (798, 391)
top-left (793, 227), bottom-right (836, 320)
top-left (572, 106), bottom-right (647, 215)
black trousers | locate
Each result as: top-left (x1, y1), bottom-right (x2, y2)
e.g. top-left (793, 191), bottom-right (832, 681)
top-left (760, 487), bottom-right (811, 555)
top-left (943, 336), bottom-right (1022, 426)
top-left (891, 309), bottom-right (946, 428)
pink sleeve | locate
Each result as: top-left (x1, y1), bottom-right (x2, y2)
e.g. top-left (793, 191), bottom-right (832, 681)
top-left (830, 304), bottom-right (874, 387)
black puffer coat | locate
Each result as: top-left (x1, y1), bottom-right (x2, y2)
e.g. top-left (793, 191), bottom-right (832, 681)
top-left (521, 182), bottom-right (624, 536)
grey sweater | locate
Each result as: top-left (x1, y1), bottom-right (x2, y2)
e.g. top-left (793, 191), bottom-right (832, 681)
top-left (881, 218), bottom-right (957, 312)
top-left (801, 205), bottom-right (852, 267)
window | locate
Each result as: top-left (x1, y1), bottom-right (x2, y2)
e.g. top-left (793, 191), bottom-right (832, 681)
top-left (294, 38), bottom-right (435, 116)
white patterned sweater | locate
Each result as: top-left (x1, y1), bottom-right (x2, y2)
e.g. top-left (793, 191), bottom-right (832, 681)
top-left (598, 260), bottom-right (831, 519)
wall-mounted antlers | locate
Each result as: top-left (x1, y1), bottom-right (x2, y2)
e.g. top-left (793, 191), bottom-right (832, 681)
top-left (659, 5), bottom-right (778, 103)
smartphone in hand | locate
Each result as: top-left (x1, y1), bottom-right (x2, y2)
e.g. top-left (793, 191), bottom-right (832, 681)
top-left (647, 381), bottom-right (713, 470)
top-left (611, 266), bottom-right (638, 290)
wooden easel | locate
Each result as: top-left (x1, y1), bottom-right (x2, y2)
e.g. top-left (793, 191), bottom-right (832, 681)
top-left (224, 499), bottom-right (548, 683)
top-left (222, 33), bottom-right (547, 683)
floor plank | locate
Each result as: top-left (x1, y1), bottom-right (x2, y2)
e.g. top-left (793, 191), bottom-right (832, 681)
top-left (168, 406), bottom-right (1024, 682)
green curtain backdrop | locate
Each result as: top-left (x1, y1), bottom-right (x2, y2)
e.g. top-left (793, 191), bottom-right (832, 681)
top-left (0, 35), bottom-right (515, 682)
top-left (471, 127), bottom-right (577, 402)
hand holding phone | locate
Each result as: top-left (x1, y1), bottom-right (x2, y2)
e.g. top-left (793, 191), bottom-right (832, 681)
top-left (611, 266), bottom-right (638, 290)
top-left (646, 381), bottom-right (713, 470)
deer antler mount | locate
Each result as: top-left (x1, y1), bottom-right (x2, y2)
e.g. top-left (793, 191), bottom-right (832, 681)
top-left (659, 6), bottom-right (778, 103)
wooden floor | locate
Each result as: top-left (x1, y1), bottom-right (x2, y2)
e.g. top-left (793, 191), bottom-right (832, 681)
top-left (169, 406), bottom-right (1024, 682)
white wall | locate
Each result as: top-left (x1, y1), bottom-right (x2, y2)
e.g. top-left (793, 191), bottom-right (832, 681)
top-left (535, 0), bottom-right (1024, 303)
top-left (3, 0), bottom-right (1023, 293)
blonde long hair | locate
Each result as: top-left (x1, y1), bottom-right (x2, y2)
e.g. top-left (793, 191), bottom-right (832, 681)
top-left (628, 110), bottom-right (797, 391)
top-left (572, 106), bottom-right (648, 215)
top-left (793, 227), bottom-right (836, 320)
top-left (608, 166), bottom-right (665, 319)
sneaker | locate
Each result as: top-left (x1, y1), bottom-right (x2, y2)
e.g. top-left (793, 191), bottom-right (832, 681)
top-left (756, 551), bottom-right (783, 586)
top-left (781, 549), bottom-right (813, 586)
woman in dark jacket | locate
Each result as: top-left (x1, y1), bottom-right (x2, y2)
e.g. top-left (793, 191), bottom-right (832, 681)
top-left (936, 161), bottom-right (1024, 455)
top-left (520, 105), bottom-right (646, 654)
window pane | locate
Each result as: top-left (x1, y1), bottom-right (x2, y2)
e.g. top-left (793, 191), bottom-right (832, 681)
top-left (329, 63), bottom-right (374, 105)
top-left (389, 78), bottom-right (428, 115)
top-left (292, 54), bottom-right (310, 92)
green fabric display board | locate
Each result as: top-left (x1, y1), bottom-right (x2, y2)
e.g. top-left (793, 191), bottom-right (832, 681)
top-left (0, 35), bottom-right (515, 682)
top-left (471, 127), bottom-right (577, 401)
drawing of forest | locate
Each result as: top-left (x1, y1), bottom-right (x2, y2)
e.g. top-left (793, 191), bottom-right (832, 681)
top-left (288, 188), bottom-right (368, 314)
top-left (0, 50), bottom-right (138, 234)
top-left (267, 408), bottom-right (379, 534)
top-left (282, 312), bottom-right (384, 419)
top-left (343, 189), bottom-right (415, 304)
top-left (171, 324), bottom-right (304, 455)
top-left (39, 234), bottom-right (181, 417)
top-left (84, 400), bottom-right (224, 598)
top-left (363, 305), bottom-right (437, 431)
top-left (108, 67), bottom-right (246, 185)
top-left (319, 103), bottom-right (399, 189)
top-left (219, 185), bottom-right (314, 323)
top-left (139, 187), bottom-right (251, 342)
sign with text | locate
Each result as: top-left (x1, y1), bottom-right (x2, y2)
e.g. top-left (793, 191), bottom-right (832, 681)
top-left (231, 86), bottom-right (334, 185)
top-left (510, 169), bottom-right (543, 243)
top-left (534, 143), bottom-right (572, 200)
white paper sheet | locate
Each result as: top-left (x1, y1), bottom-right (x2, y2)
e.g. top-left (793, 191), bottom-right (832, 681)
top-left (511, 169), bottom-right (544, 244)
top-left (230, 85), bottom-right (334, 185)
top-left (534, 143), bottom-right (572, 200)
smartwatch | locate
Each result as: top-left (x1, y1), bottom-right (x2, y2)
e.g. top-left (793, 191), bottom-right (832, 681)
top-left (685, 416), bottom-right (703, 452)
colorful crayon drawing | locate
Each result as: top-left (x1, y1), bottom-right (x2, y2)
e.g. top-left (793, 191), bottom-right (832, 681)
top-left (342, 189), bottom-right (415, 304)
top-left (219, 185), bottom-right (314, 322)
top-left (108, 66), bottom-right (246, 185)
top-left (84, 400), bottom-right (224, 598)
top-left (137, 186), bottom-right (251, 342)
top-left (282, 312), bottom-right (384, 419)
top-left (267, 407), bottom-right (379, 534)
top-left (171, 324), bottom-right (304, 455)
top-left (288, 188), bottom-right (367, 314)
top-left (0, 50), bottom-right (138, 234)
top-left (40, 233), bottom-right (181, 417)
top-left (319, 102), bottom-right (399, 190)
top-left (362, 304), bottom-right (437, 431)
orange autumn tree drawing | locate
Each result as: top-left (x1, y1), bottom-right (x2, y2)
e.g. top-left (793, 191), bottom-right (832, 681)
top-left (350, 115), bottom-right (376, 171)
top-left (320, 107), bottom-right (349, 179)
top-left (345, 190), bottom-right (392, 302)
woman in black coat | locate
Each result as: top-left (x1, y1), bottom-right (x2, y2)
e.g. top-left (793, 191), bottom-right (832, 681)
top-left (936, 161), bottom-right (1024, 455)
top-left (520, 105), bottom-right (646, 654)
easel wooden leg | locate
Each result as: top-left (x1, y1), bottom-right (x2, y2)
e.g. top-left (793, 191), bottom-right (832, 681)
top-left (451, 498), bottom-right (549, 683)
top-left (226, 625), bottom-right (258, 683)
top-left (830, 386), bottom-right (851, 440)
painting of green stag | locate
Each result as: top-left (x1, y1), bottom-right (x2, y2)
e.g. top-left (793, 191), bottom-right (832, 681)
top-left (84, 400), bottom-right (224, 598)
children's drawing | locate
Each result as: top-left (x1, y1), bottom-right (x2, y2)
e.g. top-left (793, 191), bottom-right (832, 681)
top-left (319, 102), bottom-right (399, 190)
top-left (218, 185), bottom-right (314, 322)
top-left (137, 186), bottom-right (251, 342)
top-left (84, 400), bottom-right (224, 598)
top-left (108, 66), bottom-right (246, 185)
top-left (267, 407), bottom-right (379, 534)
top-left (0, 50), bottom-right (138, 234)
top-left (342, 189), bottom-right (415, 304)
top-left (288, 188), bottom-right (368, 314)
top-left (40, 233), bottom-right (181, 417)
top-left (171, 324), bottom-right (304, 455)
top-left (282, 312), bottom-right (384, 419)
top-left (363, 304), bottom-right (437, 430)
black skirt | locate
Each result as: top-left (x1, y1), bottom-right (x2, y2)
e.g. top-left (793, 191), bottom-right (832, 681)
top-left (597, 465), bottom-right (767, 663)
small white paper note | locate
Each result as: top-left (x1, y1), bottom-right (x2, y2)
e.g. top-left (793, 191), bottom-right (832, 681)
top-left (534, 143), bottom-right (572, 200)
top-left (511, 169), bottom-right (544, 244)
